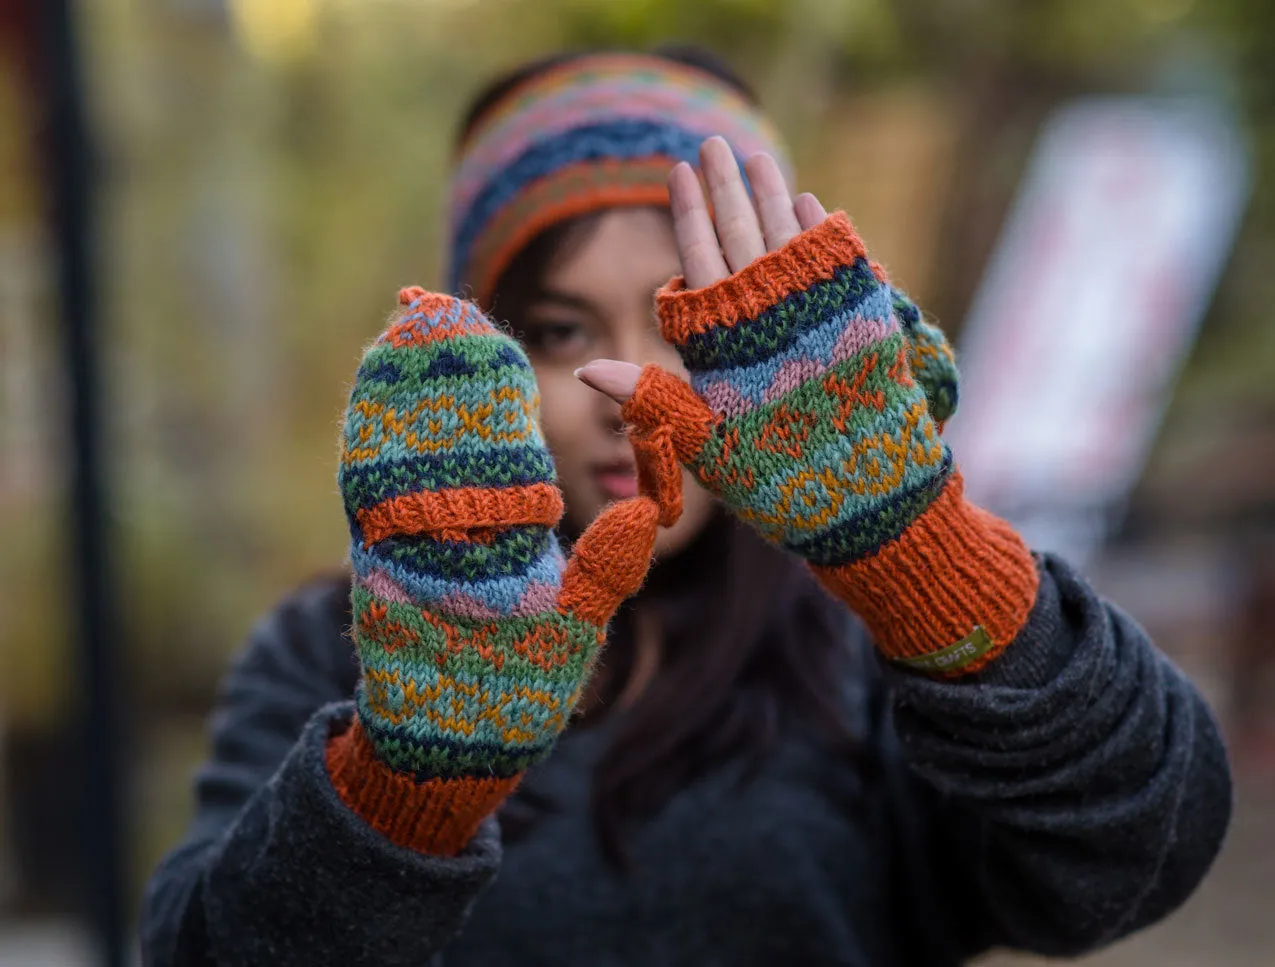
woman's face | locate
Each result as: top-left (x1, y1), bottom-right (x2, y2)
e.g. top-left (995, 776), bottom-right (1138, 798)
top-left (516, 207), bottom-right (715, 556)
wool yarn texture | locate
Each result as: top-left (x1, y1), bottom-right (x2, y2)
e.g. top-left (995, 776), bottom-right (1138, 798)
top-left (447, 52), bottom-right (791, 308)
top-left (622, 213), bottom-right (1039, 674)
top-left (326, 288), bottom-right (663, 855)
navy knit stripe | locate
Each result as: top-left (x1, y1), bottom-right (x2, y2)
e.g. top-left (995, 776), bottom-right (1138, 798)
top-left (785, 451), bottom-right (953, 567)
top-left (676, 259), bottom-right (881, 372)
top-left (360, 718), bottom-right (548, 779)
top-left (340, 446), bottom-right (557, 519)
top-left (372, 526), bottom-right (554, 582)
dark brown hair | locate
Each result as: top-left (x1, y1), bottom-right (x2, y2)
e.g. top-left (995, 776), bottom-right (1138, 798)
top-left (465, 48), bottom-right (863, 867)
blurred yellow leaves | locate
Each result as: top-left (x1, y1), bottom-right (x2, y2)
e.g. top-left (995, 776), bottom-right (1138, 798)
top-left (229, 0), bottom-right (320, 64)
top-left (1136, 0), bottom-right (1196, 25)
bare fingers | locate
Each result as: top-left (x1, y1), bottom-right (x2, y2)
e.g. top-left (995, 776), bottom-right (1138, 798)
top-left (668, 139), bottom-right (832, 290)
top-left (794, 192), bottom-right (829, 231)
top-left (700, 136), bottom-right (765, 273)
top-left (668, 161), bottom-right (729, 289)
top-left (744, 152), bottom-right (801, 250)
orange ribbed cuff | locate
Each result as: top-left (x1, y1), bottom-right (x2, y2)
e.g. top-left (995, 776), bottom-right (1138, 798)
top-left (812, 472), bottom-right (1039, 676)
top-left (656, 211), bottom-right (867, 343)
top-left (325, 719), bottom-right (521, 856)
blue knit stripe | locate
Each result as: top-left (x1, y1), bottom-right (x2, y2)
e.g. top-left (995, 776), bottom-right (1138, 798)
top-left (356, 339), bottom-right (530, 389)
top-left (357, 711), bottom-right (553, 780)
top-left (688, 287), bottom-right (895, 408)
top-left (675, 259), bottom-right (882, 372)
top-left (350, 538), bottom-right (565, 613)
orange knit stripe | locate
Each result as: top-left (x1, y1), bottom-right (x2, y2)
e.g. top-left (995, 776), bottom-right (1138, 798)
top-left (383, 312), bottom-right (498, 349)
top-left (402, 607), bottom-right (589, 675)
top-left (325, 719), bottom-right (520, 856)
top-left (657, 211), bottom-right (868, 345)
top-left (470, 161), bottom-right (674, 307)
top-left (396, 286), bottom-right (458, 311)
top-left (812, 473), bottom-right (1039, 676)
top-left (356, 482), bottom-right (564, 548)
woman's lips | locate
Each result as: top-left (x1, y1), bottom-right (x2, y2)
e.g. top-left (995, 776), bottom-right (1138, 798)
top-left (592, 461), bottom-right (639, 500)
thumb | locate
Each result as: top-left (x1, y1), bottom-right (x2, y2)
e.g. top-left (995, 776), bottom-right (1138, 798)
top-left (575, 359), bottom-right (641, 405)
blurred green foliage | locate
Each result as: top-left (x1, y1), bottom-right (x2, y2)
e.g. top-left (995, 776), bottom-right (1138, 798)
top-left (1, 0), bottom-right (1274, 910)
top-left (2, 0), bottom-right (1273, 723)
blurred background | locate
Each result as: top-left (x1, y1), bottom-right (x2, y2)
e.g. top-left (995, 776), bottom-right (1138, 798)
top-left (1, 0), bottom-right (1273, 964)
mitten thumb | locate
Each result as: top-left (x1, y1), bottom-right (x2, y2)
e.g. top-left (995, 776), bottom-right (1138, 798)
top-left (557, 497), bottom-right (660, 626)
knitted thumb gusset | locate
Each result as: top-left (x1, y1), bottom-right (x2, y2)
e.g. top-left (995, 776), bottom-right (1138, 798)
top-left (326, 287), bottom-right (670, 855)
top-left (883, 279), bottom-right (959, 426)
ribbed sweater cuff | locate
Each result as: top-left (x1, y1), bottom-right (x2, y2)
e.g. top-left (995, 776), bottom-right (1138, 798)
top-left (324, 718), bottom-right (520, 857)
top-left (812, 471), bottom-right (1039, 676)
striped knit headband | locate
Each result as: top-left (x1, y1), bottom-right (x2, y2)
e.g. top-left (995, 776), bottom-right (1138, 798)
top-left (446, 52), bottom-right (792, 308)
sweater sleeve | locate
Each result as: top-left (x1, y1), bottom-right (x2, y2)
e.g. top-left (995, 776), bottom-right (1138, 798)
top-left (139, 580), bottom-right (501, 967)
top-left (887, 553), bottom-right (1233, 959)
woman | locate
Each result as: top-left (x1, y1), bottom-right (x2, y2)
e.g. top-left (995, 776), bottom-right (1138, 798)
top-left (141, 48), bottom-right (1232, 965)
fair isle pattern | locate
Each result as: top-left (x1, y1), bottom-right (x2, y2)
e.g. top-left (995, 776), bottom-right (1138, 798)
top-left (352, 582), bottom-right (602, 777)
top-left (447, 53), bottom-right (790, 306)
top-left (338, 288), bottom-right (606, 781)
top-left (651, 213), bottom-right (953, 567)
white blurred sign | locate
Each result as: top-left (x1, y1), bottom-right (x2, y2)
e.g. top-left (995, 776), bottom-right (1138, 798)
top-left (947, 98), bottom-right (1249, 563)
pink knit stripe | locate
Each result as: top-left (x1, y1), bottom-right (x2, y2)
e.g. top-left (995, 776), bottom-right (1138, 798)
top-left (450, 85), bottom-right (781, 230)
top-left (362, 569), bottom-right (412, 604)
top-left (436, 581), bottom-right (560, 621)
top-left (697, 317), bottom-right (900, 418)
top-left (698, 380), bottom-right (755, 420)
top-left (761, 358), bottom-right (825, 406)
top-left (830, 316), bottom-right (898, 364)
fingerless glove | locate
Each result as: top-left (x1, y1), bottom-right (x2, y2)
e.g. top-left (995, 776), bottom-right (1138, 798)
top-left (622, 213), bottom-right (1038, 675)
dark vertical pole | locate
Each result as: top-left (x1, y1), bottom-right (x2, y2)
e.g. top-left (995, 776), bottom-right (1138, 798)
top-left (43, 0), bottom-right (127, 964)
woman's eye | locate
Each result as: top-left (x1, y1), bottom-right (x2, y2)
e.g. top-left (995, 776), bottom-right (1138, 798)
top-left (520, 320), bottom-right (590, 358)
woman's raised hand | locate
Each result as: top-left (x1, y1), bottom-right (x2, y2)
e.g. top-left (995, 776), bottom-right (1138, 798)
top-left (672, 136), bottom-right (827, 288)
top-left (577, 139), bottom-right (827, 401)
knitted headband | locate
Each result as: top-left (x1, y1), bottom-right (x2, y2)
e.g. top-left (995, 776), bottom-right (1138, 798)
top-left (446, 52), bottom-right (791, 308)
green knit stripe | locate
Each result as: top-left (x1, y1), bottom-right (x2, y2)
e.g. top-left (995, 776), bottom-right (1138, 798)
top-left (358, 708), bottom-right (561, 778)
top-left (380, 526), bottom-right (555, 581)
top-left (689, 334), bottom-right (923, 499)
top-left (356, 333), bottom-right (534, 389)
top-left (351, 584), bottom-right (600, 686)
top-left (675, 257), bottom-right (882, 371)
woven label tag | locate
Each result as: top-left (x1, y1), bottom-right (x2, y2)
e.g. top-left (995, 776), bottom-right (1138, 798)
top-left (891, 626), bottom-right (994, 674)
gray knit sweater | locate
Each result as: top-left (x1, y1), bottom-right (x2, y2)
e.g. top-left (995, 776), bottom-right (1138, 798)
top-left (141, 555), bottom-right (1231, 965)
